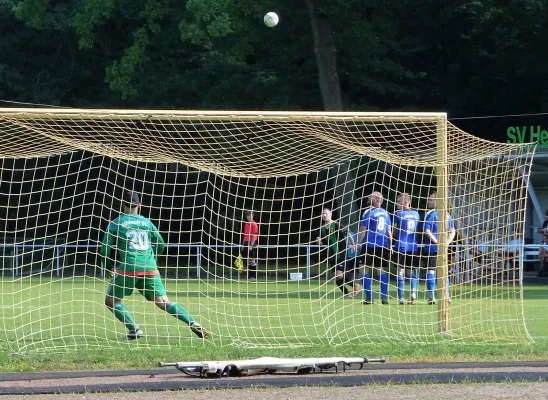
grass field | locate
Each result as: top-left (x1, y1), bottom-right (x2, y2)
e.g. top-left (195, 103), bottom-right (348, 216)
top-left (0, 278), bottom-right (546, 372)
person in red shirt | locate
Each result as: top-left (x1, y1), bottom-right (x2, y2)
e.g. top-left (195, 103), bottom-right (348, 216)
top-left (242, 210), bottom-right (259, 280)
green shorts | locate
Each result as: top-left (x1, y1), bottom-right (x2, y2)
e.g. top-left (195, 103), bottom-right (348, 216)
top-left (106, 273), bottom-right (167, 301)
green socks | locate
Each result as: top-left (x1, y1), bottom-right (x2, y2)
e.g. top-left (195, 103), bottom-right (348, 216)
top-left (112, 302), bottom-right (137, 331)
top-left (111, 302), bottom-right (195, 331)
top-left (166, 302), bottom-right (195, 325)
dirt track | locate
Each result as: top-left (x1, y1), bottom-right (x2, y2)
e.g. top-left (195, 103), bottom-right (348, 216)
top-left (1, 362), bottom-right (547, 399)
top-left (0, 383), bottom-right (547, 400)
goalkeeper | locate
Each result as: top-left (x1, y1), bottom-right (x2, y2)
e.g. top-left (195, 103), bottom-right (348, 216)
top-left (100, 191), bottom-right (210, 340)
top-left (317, 207), bottom-right (359, 297)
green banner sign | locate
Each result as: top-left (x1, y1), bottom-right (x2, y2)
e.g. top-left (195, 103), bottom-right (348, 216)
top-left (507, 125), bottom-right (548, 147)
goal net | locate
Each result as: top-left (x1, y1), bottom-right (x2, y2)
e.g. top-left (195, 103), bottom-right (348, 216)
top-left (0, 108), bottom-right (534, 352)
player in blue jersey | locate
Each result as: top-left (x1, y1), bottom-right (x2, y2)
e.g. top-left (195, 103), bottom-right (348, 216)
top-left (393, 193), bottom-right (420, 305)
top-left (422, 192), bottom-right (456, 304)
top-left (357, 191), bottom-right (392, 304)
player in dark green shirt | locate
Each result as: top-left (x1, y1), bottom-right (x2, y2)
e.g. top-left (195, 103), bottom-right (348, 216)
top-left (100, 191), bottom-right (210, 340)
top-left (316, 207), bottom-right (359, 297)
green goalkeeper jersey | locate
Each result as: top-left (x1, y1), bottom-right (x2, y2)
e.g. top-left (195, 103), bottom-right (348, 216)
top-left (100, 213), bottom-right (165, 273)
top-left (320, 220), bottom-right (346, 258)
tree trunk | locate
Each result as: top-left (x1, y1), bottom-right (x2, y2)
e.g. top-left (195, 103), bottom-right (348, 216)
top-left (329, 161), bottom-right (360, 229)
top-left (305, 0), bottom-right (343, 111)
top-left (305, 0), bottom-right (358, 228)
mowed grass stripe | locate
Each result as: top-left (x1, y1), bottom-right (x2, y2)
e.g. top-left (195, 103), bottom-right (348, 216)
top-left (0, 278), bottom-right (544, 371)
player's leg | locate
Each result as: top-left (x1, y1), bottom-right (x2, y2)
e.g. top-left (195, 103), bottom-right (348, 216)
top-left (339, 254), bottom-right (357, 296)
top-left (241, 245), bottom-right (255, 280)
top-left (329, 249), bottom-right (348, 295)
top-left (355, 257), bottom-right (365, 298)
top-left (379, 247), bottom-right (389, 305)
top-left (105, 274), bottom-right (141, 339)
top-left (447, 251), bottom-right (457, 302)
top-left (540, 248), bottom-right (548, 276)
top-left (248, 245), bottom-right (258, 280)
top-left (361, 247), bottom-right (374, 304)
top-left (511, 255), bottom-right (519, 282)
top-left (471, 253), bottom-right (480, 283)
top-left (447, 267), bottom-right (452, 303)
top-left (473, 251), bottom-right (484, 283)
top-left (409, 253), bottom-right (419, 304)
top-left (334, 268), bottom-right (350, 296)
top-left (157, 295), bottom-right (211, 339)
top-left (395, 252), bottom-right (405, 304)
top-left (139, 275), bottom-right (211, 339)
top-left (337, 256), bottom-right (357, 297)
top-left (346, 273), bottom-right (360, 298)
top-left (346, 257), bottom-right (361, 297)
top-left (426, 254), bottom-right (437, 304)
top-left (352, 282), bottom-right (361, 297)
top-left (329, 251), bottom-right (347, 295)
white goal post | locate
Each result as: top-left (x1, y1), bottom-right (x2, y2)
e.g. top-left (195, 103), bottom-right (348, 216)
top-left (0, 108), bottom-right (535, 352)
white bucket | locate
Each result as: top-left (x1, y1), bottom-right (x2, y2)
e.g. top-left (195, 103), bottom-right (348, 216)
top-left (290, 272), bottom-right (303, 281)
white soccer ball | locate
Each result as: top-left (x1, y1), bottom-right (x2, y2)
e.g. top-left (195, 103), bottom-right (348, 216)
top-left (264, 12), bottom-right (279, 28)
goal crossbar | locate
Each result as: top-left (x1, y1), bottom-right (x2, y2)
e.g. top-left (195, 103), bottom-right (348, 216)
top-left (0, 108), bottom-right (447, 122)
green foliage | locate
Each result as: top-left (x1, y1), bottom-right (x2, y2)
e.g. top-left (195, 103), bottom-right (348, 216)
top-left (13, 0), bottom-right (49, 29)
top-left (75, 0), bottom-right (116, 49)
top-left (13, 0), bottom-right (78, 30)
top-left (0, 64), bottom-right (25, 99)
top-left (180, 0), bottom-right (262, 47)
top-left (105, 27), bottom-right (149, 99)
top-left (142, 0), bottom-right (169, 34)
top-left (391, 0), bottom-right (548, 115)
top-left (74, 0), bottom-right (173, 97)
top-left (1, 0), bottom-right (547, 122)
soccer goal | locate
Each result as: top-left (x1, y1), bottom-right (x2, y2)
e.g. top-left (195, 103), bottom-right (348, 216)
top-left (0, 108), bottom-right (534, 352)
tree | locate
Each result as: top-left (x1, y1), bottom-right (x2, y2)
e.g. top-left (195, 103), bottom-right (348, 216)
top-left (304, 0), bottom-right (342, 111)
top-left (392, 0), bottom-right (548, 119)
top-left (3, 0), bottom-right (547, 133)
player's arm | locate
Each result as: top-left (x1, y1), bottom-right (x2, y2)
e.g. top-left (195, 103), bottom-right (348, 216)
top-left (357, 211), bottom-right (369, 246)
top-left (448, 227), bottom-right (456, 245)
top-left (336, 222), bottom-right (348, 242)
top-left (150, 225), bottom-right (166, 256)
top-left (392, 216), bottom-right (399, 242)
top-left (387, 215), bottom-right (393, 240)
top-left (424, 229), bottom-right (437, 244)
top-left (424, 219), bottom-right (437, 244)
top-left (99, 224), bottom-right (115, 273)
top-left (423, 215), bottom-right (437, 243)
top-left (317, 226), bottom-right (326, 245)
top-left (387, 225), bottom-right (393, 252)
top-left (347, 230), bottom-right (356, 247)
top-left (335, 222), bottom-right (348, 256)
top-left (447, 216), bottom-right (456, 245)
top-left (357, 224), bottom-right (367, 246)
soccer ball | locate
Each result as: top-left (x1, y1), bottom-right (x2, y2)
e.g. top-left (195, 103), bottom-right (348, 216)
top-left (264, 12), bottom-right (279, 28)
